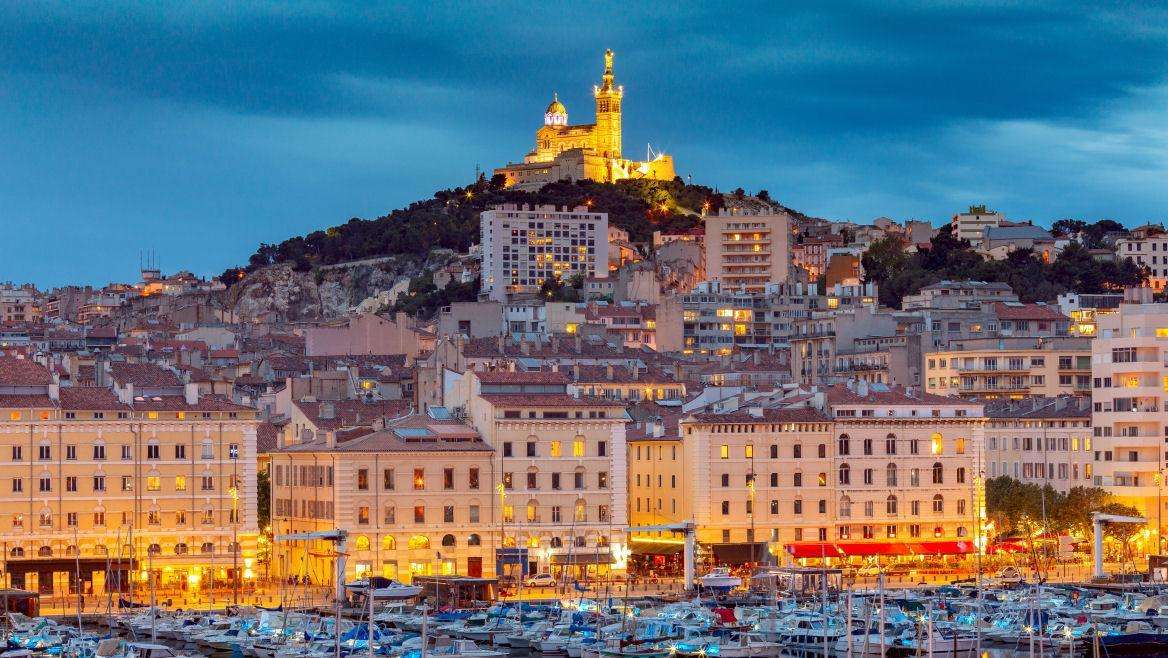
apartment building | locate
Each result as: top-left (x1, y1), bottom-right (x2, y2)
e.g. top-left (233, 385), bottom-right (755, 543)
top-left (924, 336), bottom-right (1092, 399)
top-left (480, 204), bottom-right (609, 302)
top-left (789, 304), bottom-right (895, 386)
top-left (951, 205), bottom-right (1006, 246)
top-left (656, 382), bottom-right (984, 565)
top-left (1090, 295), bottom-right (1168, 515)
top-left (657, 280), bottom-right (819, 355)
top-left (984, 396), bottom-right (1094, 489)
top-left (704, 209), bottom-right (792, 293)
top-left (268, 410), bottom-right (497, 584)
top-left (1115, 229), bottom-right (1168, 290)
top-left (0, 357), bottom-right (259, 595)
top-left (454, 370), bottom-right (630, 579)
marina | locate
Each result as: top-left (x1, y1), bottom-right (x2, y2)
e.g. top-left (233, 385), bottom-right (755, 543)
top-left (12, 576), bottom-right (1168, 658)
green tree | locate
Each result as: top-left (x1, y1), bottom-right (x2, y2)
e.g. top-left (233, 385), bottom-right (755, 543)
top-left (257, 468), bottom-right (270, 529)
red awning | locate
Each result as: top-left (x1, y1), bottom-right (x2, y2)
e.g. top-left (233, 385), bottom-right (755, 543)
top-left (784, 540), bottom-right (975, 558)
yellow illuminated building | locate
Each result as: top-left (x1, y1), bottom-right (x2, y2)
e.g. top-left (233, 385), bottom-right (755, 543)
top-left (494, 50), bottom-right (676, 190)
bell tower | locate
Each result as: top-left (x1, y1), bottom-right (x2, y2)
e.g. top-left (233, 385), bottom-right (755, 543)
top-left (592, 49), bottom-right (623, 159)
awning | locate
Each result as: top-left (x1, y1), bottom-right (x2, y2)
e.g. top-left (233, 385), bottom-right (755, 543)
top-left (710, 542), bottom-right (766, 564)
top-left (630, 540), bottom-right (684, 556)
top-left (549, 551), bottom-right (614, 565)
top-left (784, 540), bottom-right (975, 558)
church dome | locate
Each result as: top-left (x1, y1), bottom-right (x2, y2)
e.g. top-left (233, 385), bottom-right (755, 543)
top-left (545, 92), bottom-right (567, 116)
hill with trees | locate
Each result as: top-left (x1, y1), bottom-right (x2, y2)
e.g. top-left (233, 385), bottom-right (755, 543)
top-left (861, 223), bottom-right (1145, 308)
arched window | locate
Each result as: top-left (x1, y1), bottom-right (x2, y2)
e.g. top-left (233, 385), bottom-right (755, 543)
top-left (382, 535), bottom-right (396, 550)
top-left (886, 463), bottom-right (898, 486)
top-left (550, 537), bottom-right (563, 548)
top-left (886, 495), bottom-right (898, 515)
top-left (838, 495), bottom-right (852, 518)
top-left (65, 545), bottom-right (78, 556)
top-left (932, 462), bottom-right (944, 484)
top-left (932, 494), bottom-right (944, 513)
top-left (147, 543), bottom-right (160, 555)
top-left (408, 535), bottom-right (430, 550)
top-left (526, 535), bottom-right (540, 548)
top-left (201, 542), bottom-right (214, 554)
top-left (441, 534), bottom-right (456, 547)
top-left (37, 546), bottom-right (52, 557)
top-left (502, 536), bottom-right (516, 548)
top-left (9, 547), bottom-right (23, 558)
top-left (574, 535), bottom-right (586, 548)
top-left (956, 467), bottom-right (966, 484)
top-left (838, 463), bottom-right (850, 485)
top-left (174, 543), bottom-right (189, 555)
top-left (467, 534), bottom-right (481, 546)
top-left (956, 527), bottom-right (968, 537)
top-left (837, 434), bottom-right (850, 456)
top-left (931, 433), bottom-right (943, 455)
top-left (934, 526), bottom-right (944, 538)
top-left (885, 433), bottom-right (897, 455)
top-left (354, 535), bottom-right (370, 551)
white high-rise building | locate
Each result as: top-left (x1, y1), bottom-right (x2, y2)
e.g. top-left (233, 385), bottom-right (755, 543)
top-left (480, 204), bottom-right (609, 302)
top-left (1091, 290), bottom-right (1168, 518)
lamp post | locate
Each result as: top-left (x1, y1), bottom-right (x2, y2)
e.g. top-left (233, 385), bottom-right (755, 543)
top-left (230, 486), bottom-right (239, 605)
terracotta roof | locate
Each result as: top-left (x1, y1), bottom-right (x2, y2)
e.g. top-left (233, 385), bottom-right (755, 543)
top-left (277, 414), bottom-right (490, 454)
top-left (256, 422), bottom-right (280, 453)
top-left (58, 387), bottom-right (129, 410)
top-left (0, 394), bottom-right (54, 409)
top-left (991, 302), bottom-right (1067, 322)
top-left (210, 349), bottom-right (240, 359)
top-left (568, 364), bottom-right (677, 385)
top-left (108, 362), bottom-right (181, 387)
top-left (478, 393), bottom-right (627, 409)
top-left (129, 395), bottom-right (254, 412)
top-left (293, 398), bottom-right (411, 431)
top-left (823, 384), bottom-right (975, 407)
top-left (687, 407), bottom-right (830, 423)
top-left (0, 357), bottom-right (53, 386)
top-left (476, 370), bottom-right (570, 385)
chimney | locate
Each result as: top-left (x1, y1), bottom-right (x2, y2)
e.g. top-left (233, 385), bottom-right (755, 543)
top-left (48, 383), bottom-right (60, 402)
top-left (319, 402), bottom-right (336, 420)
top-left (184, 382), bottom-right (199, 406)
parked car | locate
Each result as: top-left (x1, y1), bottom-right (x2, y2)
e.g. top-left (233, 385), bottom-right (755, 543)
top-left (525, 573), bottom-right (557, 587)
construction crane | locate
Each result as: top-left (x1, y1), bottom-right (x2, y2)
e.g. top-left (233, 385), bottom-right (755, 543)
top-left (276, 530), bottom-right (350, 619)
top-left (1091, 512), bottom-right (1146, 579)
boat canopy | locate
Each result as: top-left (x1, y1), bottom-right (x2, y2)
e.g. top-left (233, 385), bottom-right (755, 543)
top-left (783, 540), bottom-right (974, 558)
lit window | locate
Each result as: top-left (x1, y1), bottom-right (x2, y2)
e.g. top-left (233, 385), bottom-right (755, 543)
top-left (572, 440), bottom-right (585, 457)
top-left (550, 441), bottom-right (562, 457)
top-left (175, 476), bottom-right (186, 491)
top-left (146, 476), bottom-right (160, 491)
top-left (720, 445), bottom-right (729, 459)
top-left (931, 433), bottom-right (943, 455)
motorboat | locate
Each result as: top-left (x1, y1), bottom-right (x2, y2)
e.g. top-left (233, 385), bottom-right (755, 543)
top-left (697, 568), bottom-right (742, 592)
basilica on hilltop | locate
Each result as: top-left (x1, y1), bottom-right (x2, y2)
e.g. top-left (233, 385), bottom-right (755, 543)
top-left (493, 50), bottom-right (677, 190)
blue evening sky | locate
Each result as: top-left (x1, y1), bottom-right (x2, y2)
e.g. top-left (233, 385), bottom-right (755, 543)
top-left (3, 2), bottom-right (1167, 287)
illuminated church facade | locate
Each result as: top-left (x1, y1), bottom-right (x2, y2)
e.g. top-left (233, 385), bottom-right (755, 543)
top-left (494, 50), bottom-right (677, 190)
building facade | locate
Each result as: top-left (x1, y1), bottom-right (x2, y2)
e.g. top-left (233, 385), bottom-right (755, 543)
top-left (704, 210), bottom-right (792, 293)
top-left (924, 337), bottom-right (1092, 399)
top-left (480, 204), bottom-right (610, 302)
top-left (984, 396), bottom-right (1093, 489)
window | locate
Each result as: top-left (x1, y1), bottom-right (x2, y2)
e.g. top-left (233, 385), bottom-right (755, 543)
top-left (957, 467), bottom-right (966, 484)
top-left (413, 468), bottom-right (425, 490)
top-left (503, 442), bottom-right (513, 457)
top-left (721, 501), bottom-right (730, 515)
top-left (886, 495), bottom-right (898, 515)
top-left (10, 446), bottom-right (19, 461)
top-left (174, 444), bottom-right (185, 459)
top-left (838, 435), bottom-right (850, 455)
top-left (228, 443), bottom-right (239, 459)
top-left (863, 438), bottom-right (873, 455)
top-left (10, 479), bottom-right (20, 493)
top-left (932, 494), bottom-right (944, 513)
top-left (93, 444), bottom-right (106, 460)
top-left (720, 445), bottom-right (729, 459)
top-left (932, 462), bottom-right (944, 484)
top-left (357, 469), bottom-right (369, 490)
top-left (886, 463), bottom-right (898, 486)
top-left (794, 499), bottom-right (803, 514)
top-left (92, 476), bottom-right (105, 492)
top-left (793, 444), bottom-right (802, 458)
top-left (886, 434), bottom-right (897, 454)
top-left (817, 444), bottom-right (826, 458)
top-left (838, 463), bottom-right (850, 485)
top-left (38, 477), bottom-right (51, 492)
top-left (444, 506), bottom-right (455, 523)
top-left (526, 441), bottom-right (536, 457)
top-left (201, 475), bottom-right (214, 491)
top-left (358, 506), bottom-right (370, 525)
top-left (146, 476), bottom-right (160, 491)
top-left (38, 445), bottom-right (50, 461)
top-left (146, 444), bottom-right (160, 459)
top-left (200, 440), bottom-right (213, 459)
top-left (443, 468), bottom-right (454, 490)
top-left (121, 445), bottom-right (131, 460)
top-left (414, 505), bottom-right (425, 523)
top-left (65, 445), bottom-right (76, 460)
top-left (174, 475), bottom-right (186, 491)
top-left (817, 472), bottom-right (827, 487)
top-left (384, 468), bottom-right (395, 490)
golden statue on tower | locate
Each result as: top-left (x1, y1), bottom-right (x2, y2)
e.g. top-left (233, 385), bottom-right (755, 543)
top-left (494, 50), bottom-right (677, 190)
